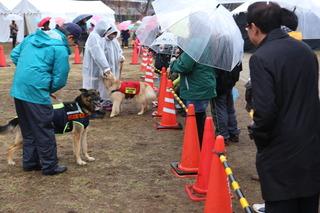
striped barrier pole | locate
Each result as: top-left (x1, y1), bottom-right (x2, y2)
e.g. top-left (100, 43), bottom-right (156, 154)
top-left (218, 153), bottom-right (254, 213)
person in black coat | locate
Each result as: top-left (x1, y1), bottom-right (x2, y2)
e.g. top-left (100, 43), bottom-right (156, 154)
top-left (247, 2), bottom-right (320, 213)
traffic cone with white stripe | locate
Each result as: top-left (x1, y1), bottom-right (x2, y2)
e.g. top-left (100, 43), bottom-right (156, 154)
top-left (156, 80), bottom-right (182, 130)
top-left (140, 48), bottom-right (148, 72)
top-left (170, 104), bottom-right (200, 178)
top-left (152, 67), bottom-right (167, 117)
top-left (144, 64), bottom-right (154, 88)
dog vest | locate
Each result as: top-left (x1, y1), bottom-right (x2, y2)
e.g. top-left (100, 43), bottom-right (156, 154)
top-left (112, 81), bottom-right (140, 99)
top-left (52, 102), bottom-right (89, 134)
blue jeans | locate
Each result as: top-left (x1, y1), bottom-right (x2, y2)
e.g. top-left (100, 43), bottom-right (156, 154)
top-left (212, 90), bottom-right (240, 139)
top-left (185, 100), bottom-right (209, 113)
top-left (185, 100), bottom-right (209, 147)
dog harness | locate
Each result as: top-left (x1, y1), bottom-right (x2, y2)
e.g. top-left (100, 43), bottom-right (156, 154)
top-left (111, 81), bottom-right (141, 99)
top-left (52, 102), bottom-right (89, 134)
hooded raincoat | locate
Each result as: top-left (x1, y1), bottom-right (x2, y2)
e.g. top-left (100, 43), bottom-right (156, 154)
top-left (82, 21), bottom-right (124, 101)
top-left (10, 29), bottom-right (70, 105)
top-left (103, 24), bottom-right (124, 80)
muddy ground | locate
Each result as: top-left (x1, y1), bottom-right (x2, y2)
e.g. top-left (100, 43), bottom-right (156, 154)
top-left (0, 43), bottom-right (319, 213)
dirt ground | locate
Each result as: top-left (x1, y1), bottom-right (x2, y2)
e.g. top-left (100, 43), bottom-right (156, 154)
top-left (0, 43), bottom-right (319, 213)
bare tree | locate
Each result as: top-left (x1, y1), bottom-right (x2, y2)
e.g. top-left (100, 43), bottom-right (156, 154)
top-left (136, 0), bottom-right (153, 16)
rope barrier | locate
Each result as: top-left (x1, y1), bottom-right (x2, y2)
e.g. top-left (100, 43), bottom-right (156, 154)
top-left (148, 64), bottom-right (162, 74)
top-left (218, 153), bottom-right (254, 213)
top-left (169, 88), bottom-right (188, 113)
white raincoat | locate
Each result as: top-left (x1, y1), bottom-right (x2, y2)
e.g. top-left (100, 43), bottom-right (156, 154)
top-left (82, 20), bottom-right (115, 100)
top-left (103, 25), bottom-right (124, 81)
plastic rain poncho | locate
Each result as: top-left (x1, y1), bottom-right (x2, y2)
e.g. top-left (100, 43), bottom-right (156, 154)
top-left (82, 20), bottom-right (114, 101)
top-left (103, 24), bottom-right (124, 80)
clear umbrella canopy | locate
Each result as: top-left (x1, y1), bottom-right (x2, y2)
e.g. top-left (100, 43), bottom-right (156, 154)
top-left (150, 32), bottom-right (178, 54)
top-left (152, 0), bottom-right (218, 31)
top-left (232, 0), bottom-right (320, 39)
top-left (135, 15), bottom-right (160, 46)
top-left (153, 2), bottom-right (244, 71)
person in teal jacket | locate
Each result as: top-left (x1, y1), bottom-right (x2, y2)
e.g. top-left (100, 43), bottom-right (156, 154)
top-left (10, 23), bottom-right (82, 176)
top-left (170, 52), bottom-right (217, 147)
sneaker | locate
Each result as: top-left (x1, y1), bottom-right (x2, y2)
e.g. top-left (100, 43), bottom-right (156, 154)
top-left (43, 165), bottom-right (67, 176)
top-left (252, 203), bottom-right (265, 213)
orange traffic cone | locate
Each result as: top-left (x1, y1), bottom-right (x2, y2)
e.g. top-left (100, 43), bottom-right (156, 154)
top-left (73, 45), bottom-right (82, 64)
top-left (0, 45), bottom-right (8, 67)
top-left (156, 80), bottom-right (182, 130)
top-left (140, 48), bottom-right (148, 72)
top-left (170, 104), bottom-right (200, 178)
top-left (204, 135), bottom-right (232, 213)
top-left (185, 117), bottom-right (216, 201)
top-left (130, 41), bottom-right (139, 65)
top-left (152, 67), bottom-right (167, 117)
top-left (144, 64), bottom-right (154, 88)
top-left (148, 51), bottom-right (153, 65)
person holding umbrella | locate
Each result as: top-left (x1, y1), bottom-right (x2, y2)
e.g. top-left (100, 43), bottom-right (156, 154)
top-left (10, 23), bottom-right (82, 175)
top-left (73, 14), bottom-right (92, 54)
top-left (246, 2), bottom-right (320, 212)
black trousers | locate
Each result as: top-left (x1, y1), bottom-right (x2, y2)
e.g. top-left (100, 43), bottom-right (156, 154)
top-left (265, 194), bottom-right (319, 213)
top-left (12, 36), bottom-right (17, 49)
top-left (14, 98), bottom-right (58, 172)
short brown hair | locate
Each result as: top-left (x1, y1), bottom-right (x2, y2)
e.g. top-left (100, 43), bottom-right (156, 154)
top-left (247, 2), bottom-right (282, 34)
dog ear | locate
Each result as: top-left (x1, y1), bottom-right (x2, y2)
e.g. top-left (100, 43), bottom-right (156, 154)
top-left (79, 88), bottom-right (88, 93)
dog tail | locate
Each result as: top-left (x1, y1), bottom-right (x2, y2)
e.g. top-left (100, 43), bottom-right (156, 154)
top-left (0, 117), bottom-right (19, 134)
top-left (145, 84), bottom-right (157, 101)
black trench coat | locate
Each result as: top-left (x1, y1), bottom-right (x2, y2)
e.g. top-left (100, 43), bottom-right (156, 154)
top-left (249, 28), bottom-right (320, 201)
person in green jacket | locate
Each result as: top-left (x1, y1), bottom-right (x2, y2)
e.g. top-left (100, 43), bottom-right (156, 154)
top-left (10, 23), bottom-right (82, 176)
top-left (170, 52), bottom-right (217, 147)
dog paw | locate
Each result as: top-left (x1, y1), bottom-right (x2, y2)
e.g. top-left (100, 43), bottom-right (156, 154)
top-left (8, 160), bottom-right (15, 166)
top-left (77, 160), bottom-right (87, 165)
top-left (137, 111), bottom-right (144, 115)
top-left (86, 156), bottom-right (95, 162)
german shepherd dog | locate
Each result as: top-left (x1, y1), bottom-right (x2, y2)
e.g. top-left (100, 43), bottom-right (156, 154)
top-left (0, 89), bottom-right (101, 166)
top-left (103, 70), bottom-right (157, 118)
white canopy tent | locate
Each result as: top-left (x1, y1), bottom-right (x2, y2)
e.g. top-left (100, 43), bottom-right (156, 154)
top-left (12, 0), bottom-right (41, 41)
top-left (0, 2), bottom-right (11, 42)
top-left (0, 0), bottom-right (115, 42)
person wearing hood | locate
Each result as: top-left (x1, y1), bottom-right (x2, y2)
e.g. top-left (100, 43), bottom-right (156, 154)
top-left (10, 23), bottom-right (82, 176)
top-left (82, 20), bottom-right (124, 117)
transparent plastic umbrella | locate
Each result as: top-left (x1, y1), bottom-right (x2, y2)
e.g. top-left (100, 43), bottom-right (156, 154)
top-left (150, 32), bottom-right (178, 54)
top-left (232, 0), bottom-right (320, 39)
top-left (164, 5), bottom-right (244, 71)
top-left (152, 0), bottom-right (218, 31)
top-left (135, 15), bottom-right (160, 46)
top-left (151, 32), bottom-right (178, 46)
